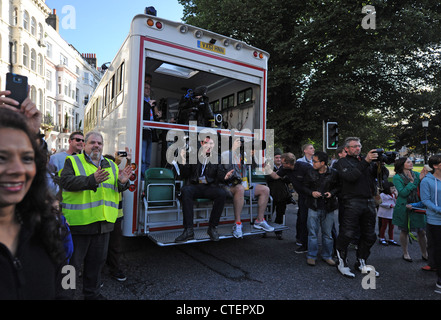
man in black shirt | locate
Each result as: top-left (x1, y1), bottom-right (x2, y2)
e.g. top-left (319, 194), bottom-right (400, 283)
top-left (175, 136), bottom-right (230, 242)
top-left (333, 137), bottom-right (383, 278)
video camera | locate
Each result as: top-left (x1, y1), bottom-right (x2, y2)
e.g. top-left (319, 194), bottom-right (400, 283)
top-left (177, 86), bottom-right (215, 127)
top-left (373, 148), bottom-right (398, 165)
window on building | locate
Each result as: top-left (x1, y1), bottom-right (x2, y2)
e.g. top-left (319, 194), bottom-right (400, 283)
top-left (12, 7), bottom-right (18, 26)
top-left (38, 54), bottom-right (43, 75)
top-left (38, 23), bottom-right (43, 39)
top-left (46, 70), bottom-right (52, 91)
top-left (60, 54), bottom-right (68, 66)
top-left (23, 44), bottom-right (29, 67)
top-left (46, 42), bottom-right (52, 59)
top-left (23, 11), bottom-right (29, 30)
top-left (30, 49), bottom-right (36, 71)
top-left (31, 17), bottom-right (36, 36)
top-left (12, 41), bottom-right (17, 64)
top-left (38, 89), bottom-right (43, 111)
top-left (30, 86), bottom-right (36, 102)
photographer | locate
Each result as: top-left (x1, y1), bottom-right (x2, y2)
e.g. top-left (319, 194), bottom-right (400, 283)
top-left (333, 137), bottom-right (389, 278)
top-left (177, 86), bottom-right (215, 127)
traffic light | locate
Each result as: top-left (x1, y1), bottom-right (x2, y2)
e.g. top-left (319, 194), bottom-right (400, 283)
top-left (326, 122), bottom-right (338, 149)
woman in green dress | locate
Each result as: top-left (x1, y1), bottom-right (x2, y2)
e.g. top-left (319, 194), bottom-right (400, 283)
top-left (392, 157), bottom-right (428, 262)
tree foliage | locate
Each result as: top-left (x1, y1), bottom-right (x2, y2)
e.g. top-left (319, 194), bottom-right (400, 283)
top-left (178, 0), bottom-right (441, 157)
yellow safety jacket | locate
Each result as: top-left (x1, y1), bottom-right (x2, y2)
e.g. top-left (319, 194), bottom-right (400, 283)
top-left (62, 154), bottom-right (119, 226)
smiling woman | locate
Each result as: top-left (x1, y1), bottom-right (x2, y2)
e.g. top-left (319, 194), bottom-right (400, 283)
top-left (0, 108), bottom-right (68, 299)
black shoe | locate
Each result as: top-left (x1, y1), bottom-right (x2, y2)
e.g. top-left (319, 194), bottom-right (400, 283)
top-left (175, 228), bottom-right (194, 242)
top-left (207, 226), bottom-right (219, 241)
top-left (294, 245), bottom-right (307, 253)
top-left (110, 269), bottom-right (127, 282)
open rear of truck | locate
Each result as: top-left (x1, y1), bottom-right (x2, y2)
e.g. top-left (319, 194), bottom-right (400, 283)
top-left (84, 12), bottom-right (287, 245)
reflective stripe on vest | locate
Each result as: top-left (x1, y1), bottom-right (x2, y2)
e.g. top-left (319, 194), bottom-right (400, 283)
top-left (62, 154), bottom-right (119, 226)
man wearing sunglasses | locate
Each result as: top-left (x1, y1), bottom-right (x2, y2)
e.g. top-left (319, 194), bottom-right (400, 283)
top-left (48, 131), bottom-right (84, 198)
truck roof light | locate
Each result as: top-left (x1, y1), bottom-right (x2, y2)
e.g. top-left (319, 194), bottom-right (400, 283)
top-left (179, 25), bottom-right (188, 33)
top-left (194, 30), bottom-right (203, 39)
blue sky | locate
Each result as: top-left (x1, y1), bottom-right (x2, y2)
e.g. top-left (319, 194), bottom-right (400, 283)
top-left (45, 0), bottom-right (184, 66)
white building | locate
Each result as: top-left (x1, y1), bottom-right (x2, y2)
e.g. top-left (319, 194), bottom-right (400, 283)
top-left (0, 0), bottom-right (101, 152)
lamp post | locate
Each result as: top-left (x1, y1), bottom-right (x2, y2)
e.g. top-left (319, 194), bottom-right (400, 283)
top-left (422, 118), bottom-right (429, 164)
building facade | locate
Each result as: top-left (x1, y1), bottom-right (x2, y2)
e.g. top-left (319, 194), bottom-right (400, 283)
top-left (0, 0), bottom-right (101, 152)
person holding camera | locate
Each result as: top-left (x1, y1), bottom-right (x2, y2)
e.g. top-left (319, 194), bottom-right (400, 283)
top-left (333, 137), bottom-right (386, 278)
top-left (220, 137), bottom-right (274, 239)
top-left (303, 151), bottom-right (339, 266)
top-left (177, 86), bottom-right (215, 127)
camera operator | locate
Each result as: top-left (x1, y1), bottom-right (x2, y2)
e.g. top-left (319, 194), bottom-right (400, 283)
top-left (177, 86), bottom-right (214, 127)
top-left (333, 137), bottom-right (389, 278)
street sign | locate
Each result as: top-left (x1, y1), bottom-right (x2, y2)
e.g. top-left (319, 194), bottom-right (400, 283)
top-left (420, 140), bottom-right (428, 145)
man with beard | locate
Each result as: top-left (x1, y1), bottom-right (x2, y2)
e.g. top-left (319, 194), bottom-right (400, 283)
top-left (61, 131), bottom-right (132, 299)
top-left (333, 137), bottom-right (383, 278)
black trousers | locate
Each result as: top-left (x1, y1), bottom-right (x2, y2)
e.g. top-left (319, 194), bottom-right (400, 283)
top-left (71, 232), bottom-right (110, 299)
top-left (181, 183), bottom-right (226, 228)
top-left (274, 200), bottom-right (287, 224)
top-left (427, 224), bottom-right (441, 280)
top-left (296, 195), bottom-right (308, 245)
top-left (336, 198), bottom-right (377, 260)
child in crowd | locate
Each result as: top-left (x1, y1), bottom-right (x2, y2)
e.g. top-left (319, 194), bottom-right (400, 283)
top-left (378, 182), bottom-right (400, 246)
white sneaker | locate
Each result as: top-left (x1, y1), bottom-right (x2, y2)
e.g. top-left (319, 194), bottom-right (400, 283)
top-left (356, 259), bottom-right (380, 277)
top-left (253, 219), bottom-right (274, 232)
top-left (232, 223), bottom-right (243, 238)
top-left (336, 251), bottom-right (355, 278)
top-left (435, 282), bottom-right (441, 294)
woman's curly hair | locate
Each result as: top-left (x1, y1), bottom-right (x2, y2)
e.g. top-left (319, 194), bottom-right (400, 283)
top-left (0, 108), bottom-right (67, 264)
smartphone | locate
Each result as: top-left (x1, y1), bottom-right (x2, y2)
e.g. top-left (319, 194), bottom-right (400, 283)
top-left (117, 151), bottom-right (127, 157)
top-left (6, 73), bottom-right (28, 108)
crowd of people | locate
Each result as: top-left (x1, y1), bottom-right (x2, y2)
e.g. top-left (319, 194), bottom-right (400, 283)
top-left (1, 86), bottom-right (441, 300)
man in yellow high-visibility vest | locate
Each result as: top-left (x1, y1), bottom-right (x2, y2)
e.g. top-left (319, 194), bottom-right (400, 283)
top-left (61, 131), bottom-right (132, 300)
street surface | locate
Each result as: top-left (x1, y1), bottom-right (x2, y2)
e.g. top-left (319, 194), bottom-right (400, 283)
top-left (80, 204), bottom-right (440, 305)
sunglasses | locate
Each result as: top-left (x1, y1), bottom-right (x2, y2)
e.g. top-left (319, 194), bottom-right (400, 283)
top-left (72, 138), bottom-right (84, 142)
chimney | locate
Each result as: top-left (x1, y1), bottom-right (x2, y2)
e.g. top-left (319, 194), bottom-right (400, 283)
top-left (83, 53), bottom-right (97, 69)
top-left (46, 9), bottom-right (59, 32)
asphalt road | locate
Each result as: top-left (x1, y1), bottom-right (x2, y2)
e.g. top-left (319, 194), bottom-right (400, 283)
top-left (75, 204), bottom-right (440, 308)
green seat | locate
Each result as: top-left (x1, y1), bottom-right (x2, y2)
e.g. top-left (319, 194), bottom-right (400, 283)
top-left (251, 171), bottom-right (268, 184)
top-left (144, 168), bottom-right (175, 207)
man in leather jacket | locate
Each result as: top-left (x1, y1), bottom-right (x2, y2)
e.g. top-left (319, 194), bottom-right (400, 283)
top-left (303, 151), bottom-right (339, 266)
top-left (333, 137), bottom-right (385, 278)
top-left (175, 136), bottom-right (231, 242)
